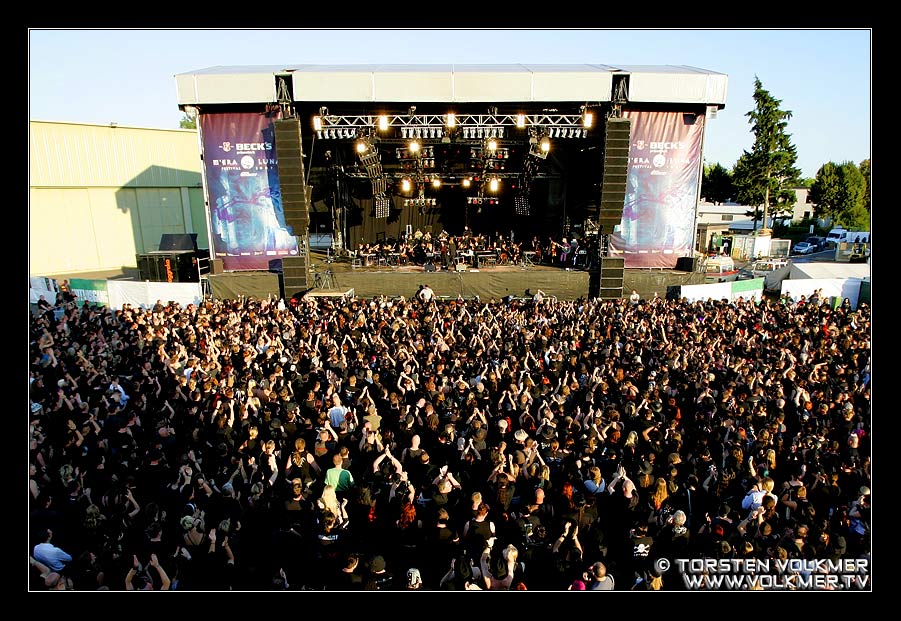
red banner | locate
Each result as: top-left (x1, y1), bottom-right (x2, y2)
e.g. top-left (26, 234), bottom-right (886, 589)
top-left (609, 111), bottom-right (705, 269)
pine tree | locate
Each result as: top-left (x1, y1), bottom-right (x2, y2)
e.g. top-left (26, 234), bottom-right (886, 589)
top-left (732, 77), bottom-right (802, 235)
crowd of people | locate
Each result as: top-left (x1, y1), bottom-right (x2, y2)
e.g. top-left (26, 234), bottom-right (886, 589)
top-left (28, 285), bottom-right (871, 590)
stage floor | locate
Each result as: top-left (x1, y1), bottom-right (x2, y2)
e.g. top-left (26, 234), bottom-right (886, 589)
top-left (307, 256), bottom-right (591, 301)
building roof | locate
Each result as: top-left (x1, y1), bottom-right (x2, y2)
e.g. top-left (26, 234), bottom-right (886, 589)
top-left (175, 63), bottom-right (728, 106)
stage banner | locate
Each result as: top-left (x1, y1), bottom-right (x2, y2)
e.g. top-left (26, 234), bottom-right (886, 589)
top-left (69, 278), bottom-right (109, 307)
top-left (200, 112), bottom-right (298, 271)
top-left (610, 111), bottom-right (705, 269)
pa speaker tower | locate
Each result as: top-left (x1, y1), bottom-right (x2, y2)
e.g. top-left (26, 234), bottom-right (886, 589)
top-left (598, 117), bottom-right (632, 233)
top-left (273, 118), bottom-right (311, 241)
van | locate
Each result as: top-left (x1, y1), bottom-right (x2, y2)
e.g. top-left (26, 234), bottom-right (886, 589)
top-left (826, 228), bottom-right (870, 247)
top-left (825, 228), bottom-right (849, 246)
top-left (703, 254), bottom-right (738, 282)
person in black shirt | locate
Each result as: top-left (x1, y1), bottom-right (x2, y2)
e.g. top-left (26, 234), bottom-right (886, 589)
top-left (363, 554), bottom-right (394, 590)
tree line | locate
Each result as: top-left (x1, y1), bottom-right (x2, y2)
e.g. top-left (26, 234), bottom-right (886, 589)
top-left (701, 77), bottom-right (870, 232)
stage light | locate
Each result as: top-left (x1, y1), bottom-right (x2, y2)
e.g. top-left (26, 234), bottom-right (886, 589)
top-left (414, 127), bottom-right (422, 139)
top-left (356, 140), bottom-right (368, 154)
top-left (401, 178), bottom-right (412, 193)
top-left (375, 194), bottom-right (391, 219)
top-left (446, 113), bottom-right (456, 128)
top-left (408, 140), bottom-right (420, 154)
top-left (462, 178), bottom-right (471, 189)
top-left (583, 110), bottom-right (594, 128)
top-left (401, 127), bottom-right (409, 139)
top-left (489, 178), bottom-right (499, 193)
top-left (313, 116), bottom-right (322, 131)
top-left (516, 114), bottom-right (526, 128)
top-left (432, 178), bottom-right (441, 189)
top-left (477, 127), bottom-right (483, 139)
top-left (487, 139), bottom-right (497, 153)
top-left (378, 115), bottom-right (389, 131)
top-left (540, 137), bottom-right (550, 153)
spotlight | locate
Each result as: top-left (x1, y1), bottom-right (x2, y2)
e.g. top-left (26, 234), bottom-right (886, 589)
top-left (540, 137), bottom-right (550, 153)
top-left (446, 113), bottom-right (457, 128)
top-left (498, 127), bottom-right (504, 138)
top-left (516, 114), bottom-right (526, 128)
top-left (313, 116), bottom-right (322, 131)
top-left (583, 110), bottom-right (594, 128)
top-left (462, 178), bottom-right (471, 188)
top-left (401, 178), bottom-right (412, 193)
top-left (432, 178), bottom-right (441, 189)
top-left (356, 140), bottom-right (368, 154)
top-left (489, 178), bottom-right (499, 193)
top-left (378, 115), bottom-right (389, 131)
top-left (408, 140), bottom-right (420, 154)
top-left (401, 127), bottom-right (409, 139)
top-left (487, 139), bottom-right (497, 153)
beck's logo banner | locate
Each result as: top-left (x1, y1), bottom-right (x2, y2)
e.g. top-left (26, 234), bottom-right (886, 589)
top-left (200, 112), bottom-right (298, 271)
top-left (609, 111), bottom-right (705, 269)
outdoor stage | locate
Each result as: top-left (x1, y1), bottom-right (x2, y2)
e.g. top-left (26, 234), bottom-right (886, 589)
top-left (205, 251), bottom-right (708, 303)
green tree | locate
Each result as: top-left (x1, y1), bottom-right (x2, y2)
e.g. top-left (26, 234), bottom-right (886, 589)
top-left (701, 162), bottom-right (735, 204)
top-left (859, 159), bottom-right (870, 212)
top-left (808, 161), bottom-right (868, 229)
top-left (179, 113), bottom-right (196, 130)
top-left (732, 77), bottom-right (802, 234)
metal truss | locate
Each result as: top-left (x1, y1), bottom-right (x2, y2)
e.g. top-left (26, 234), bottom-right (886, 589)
top-left (316, 113), bottom-right (587, 130)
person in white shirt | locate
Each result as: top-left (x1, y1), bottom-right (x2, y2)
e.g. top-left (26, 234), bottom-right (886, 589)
top-left (418, 284), bottom-right (435, 304)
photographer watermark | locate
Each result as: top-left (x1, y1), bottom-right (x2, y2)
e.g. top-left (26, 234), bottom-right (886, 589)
top-left (653, 557), bottom-right (870, 590)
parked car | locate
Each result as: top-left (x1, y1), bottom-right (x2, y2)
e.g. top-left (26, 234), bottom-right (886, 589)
top-left (805, 236), bottom-right (826, 250)
top-left (792, 241), bottom-right (815, 255)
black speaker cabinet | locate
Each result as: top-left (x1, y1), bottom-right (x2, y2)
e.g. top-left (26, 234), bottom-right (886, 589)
top-left (158, 233), bottom-right (198, 251)
top-left (281, 255), bottom-right (311, 297)
top-left (675, 256), bottom-right (698, 272)
top-left (274, 118), bottom-right (310, 237)
top-left (599, 117), bottom-right (632, 232)
top-left (136, 251), bottom-right (199, 283)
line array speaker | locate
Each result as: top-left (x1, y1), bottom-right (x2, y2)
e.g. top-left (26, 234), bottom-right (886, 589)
top-left (598, 117), bottom-right (632, 233)
top-left (273, 118), bottom-right (310, 237)
top-left (598, 256), bottom-right (624, 300)
top-left (281, 255), bottom-right (311, 297)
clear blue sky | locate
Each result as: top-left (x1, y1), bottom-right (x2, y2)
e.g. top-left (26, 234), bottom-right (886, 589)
top-left (28, 28), bottom-right (870, 179)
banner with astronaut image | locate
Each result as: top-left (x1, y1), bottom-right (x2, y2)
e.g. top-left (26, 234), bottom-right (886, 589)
top-left (609, 110), bottom-right (705, 269)
top-left (200, 112), bottom-right (298, 271)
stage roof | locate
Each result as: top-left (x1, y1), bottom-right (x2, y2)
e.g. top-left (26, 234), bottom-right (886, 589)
top-left (175, 64), bottom-right (728, 107)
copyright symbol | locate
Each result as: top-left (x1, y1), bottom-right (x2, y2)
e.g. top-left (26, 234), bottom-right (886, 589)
top-left (654, 557), bottom-right (671, 573)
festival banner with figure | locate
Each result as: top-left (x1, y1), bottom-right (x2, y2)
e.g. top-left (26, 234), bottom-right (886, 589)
top-left (200, 112), bottom-right (298, 271)
top-left (609, 111), bottom-right (705, 269)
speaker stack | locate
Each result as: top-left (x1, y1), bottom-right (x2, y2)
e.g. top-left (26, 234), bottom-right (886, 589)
top-left (589, 117), bottom-right (631, 299)
top-left (273, 118), bottom-right (311, 241)
top-left (274, 118), bottom-right (313, 299)
top-left (281, 255), bottom-right (312, 299)
top-left (598, 117), bottom-right (632, 234)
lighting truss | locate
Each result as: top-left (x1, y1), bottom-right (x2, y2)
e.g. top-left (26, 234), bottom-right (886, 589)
top-left (466, 197), bottom-right (498, 206)
top-left (514, 194), bottom-right (530, 216)
top-left (404, 197), bottom-right (437, 208)
top-left (314, 113), bottom-right (588, 133)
